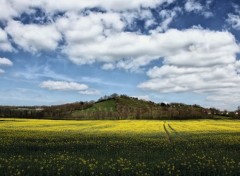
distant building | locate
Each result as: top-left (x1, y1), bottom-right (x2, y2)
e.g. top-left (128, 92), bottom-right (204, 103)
top-left (17, 107), bottom-right (44, 111)
top-left (17, 108), bottom-right (30, 111)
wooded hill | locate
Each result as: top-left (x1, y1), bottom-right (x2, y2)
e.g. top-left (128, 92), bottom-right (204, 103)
top-left (0, 94), bottom-right (237, 120)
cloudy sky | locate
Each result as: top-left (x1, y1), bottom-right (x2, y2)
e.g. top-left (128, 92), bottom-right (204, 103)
top-left (0, 0), bottom-right (240, 110)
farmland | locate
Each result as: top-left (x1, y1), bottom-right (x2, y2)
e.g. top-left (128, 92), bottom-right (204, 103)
top-left (0, 119), bottom-right (239, 175)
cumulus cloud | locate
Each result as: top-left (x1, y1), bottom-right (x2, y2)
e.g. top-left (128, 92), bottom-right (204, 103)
top-left (0, 28), bottom-right (13, 51)
top-left (206, 88), bottom-right (240, 106)
top-left (139, 64), bottom-right (239, 92)
top-left (102, 63), bottom-right (115, 70)
top-left (138, 28), bottom-right (240, 108)
top-left (6, 20), bottom-right (61, 53)
top-left (0, 0), bottom-right (174, 21)
top-left (41, 0), bottom-right (173, 12)
top-left (1, 0), bottom-right (240, 109)
top-left (79, 89), bottom-right (100, 95)
top-left (184, 0), bottom-right (203, 12)
top-left (139, 65), bottom-right (240, 110)
top-left (227, 14), bottom-right (240, 30)
top-left (40, 80), bottom-right (88, 91)
top-left (0, 0), bottom-right (18, 20)
top-left (0, 0), bottom-right (176, 54)
top-left (184, 0), bottom-right (213, 18)
top-left (0, 57), bottom-right (13, 75)
top-left (151, 7), bottom-right (181, 33)
top-left (56, 12), bottom-right (125, 64)
top-left (62, 28), bottom-right (239, 71)
top-left (0, 57), bottom-right (13, 66)
top-left (40, 80), bottom-right (100, 95)
top-left (226, 4), bottom-right (240, 30)
top-left (120, 9), bottom-right (157, 30)
top-left (0, 0), bottom-right (176, 56)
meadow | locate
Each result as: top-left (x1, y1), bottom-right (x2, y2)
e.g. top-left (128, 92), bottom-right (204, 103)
top-left (0, 118), bottom-right (239, 176)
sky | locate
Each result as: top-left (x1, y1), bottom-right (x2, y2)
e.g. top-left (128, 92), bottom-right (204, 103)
top-left (0, 0), bottom-right (240, 110)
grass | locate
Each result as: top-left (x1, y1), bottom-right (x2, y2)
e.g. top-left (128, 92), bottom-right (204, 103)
top-left (85, 99), bottom-right (116, 111)
top-left (71, 99), bottom-right (116, 118)
top-left (0, 118), bottom-right (239, 175)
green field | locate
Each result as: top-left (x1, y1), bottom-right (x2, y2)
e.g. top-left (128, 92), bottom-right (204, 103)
top-left (0, 119), bottom-right (239, 176)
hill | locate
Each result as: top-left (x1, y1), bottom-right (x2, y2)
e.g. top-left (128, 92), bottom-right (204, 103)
top-left (69, 94), bottom-right (210, 120)
top-left (0, 94), bottom-right (237, 120)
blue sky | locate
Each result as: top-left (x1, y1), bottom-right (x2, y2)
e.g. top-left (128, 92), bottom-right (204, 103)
top-left (0, 0), bottom-right (240, 110)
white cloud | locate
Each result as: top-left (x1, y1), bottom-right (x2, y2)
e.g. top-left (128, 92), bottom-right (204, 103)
top-left (139, 63), bottom-right (240, 110)
top-left (140, 64), bottom-right (239, 93)
top-left (137, 28), bottom-right (240, 109)
top-left (100, 0), bottom-right (175, 10)
top-left (0, 0), bottom-right (239, 110)
top-left (55, 12), bottom-right (128, 65)
top-left (6, 20), bottom-right (62, 53)
top-left (0, 0), bottom-right (174, 21)
top-left (102, 63), bottom-right (115, 70)
top-left (184, 0), bottom-right (213, 18)
top-left (0, 0), bottom-right (176, 56)
top-left (0, 28), bottom-right (13, 51)
top-left (124, 9), bottom-right (157, 30)
top-left (1, 1), bottom-right (177, 57)
top-left (56, 11), bottom-right (124, 45)
top-left (0, 0), bottom-right (45, 21)
top-left (40, 80), bottom-right (88, 91)
top-left (0, 57), bottom-right (13, 75)
top-left (152, 7), bottom-right (181, 32)
top-left (40, 0), bottom-right (173, 11)
top-left (226, 4), bottom-right (240, 30)
top-left (227, 14), bottom-right (240, 30)
top-left (120, 7), bottom-right (179, 32)
top-left (0, 57), bottom-right (13, 66)
top-left (184, 0), bottom-right (203, 12)
top-left (202, 11), bottom-right (213, 18)
top-left (62, 28), bottom-right (239, 71)
top-left (0, 0), bottom-right (17, 20)
top-left (79, 89), bottom-right (100, 95)
top-left (40, 80), bottom-right (100, 95)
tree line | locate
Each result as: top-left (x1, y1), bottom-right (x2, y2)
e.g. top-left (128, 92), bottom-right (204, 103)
top-left (0, 94), bottom-right (239, 120)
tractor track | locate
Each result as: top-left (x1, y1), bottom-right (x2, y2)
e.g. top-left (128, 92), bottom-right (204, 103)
top-left (163, 122), bottom-right (186, 143)
top-left (163, 123), bottom-right (172, 143)
top-left (168, 124), bottom-right (178, 134)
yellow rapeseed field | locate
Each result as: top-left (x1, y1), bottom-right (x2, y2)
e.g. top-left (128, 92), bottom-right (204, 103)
top-left (0, 118), bottom-right (239, 176)
top-left (0, 118), bottom-right (239, 133)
